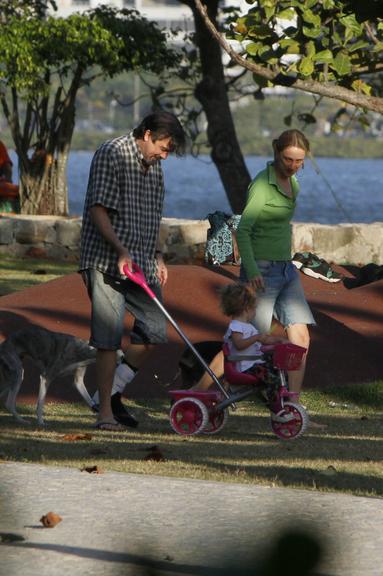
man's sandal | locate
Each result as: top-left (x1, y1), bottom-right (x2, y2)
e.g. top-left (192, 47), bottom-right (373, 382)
top-left (94, 420), bottom-right (127, 432)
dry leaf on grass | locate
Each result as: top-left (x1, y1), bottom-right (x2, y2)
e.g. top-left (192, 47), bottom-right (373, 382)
top-left (89, 448), bottom-right (109, 456)
top-left (40, 512), bottom-right (62, 528)
top-left (80, 465), bottom-right (104, 474)
top-left (62, 433), bottom-right (93, 441)
top-left (321, 465), bottom-right (337, 476)
top-left (144, 445), bottom-right (166, 462)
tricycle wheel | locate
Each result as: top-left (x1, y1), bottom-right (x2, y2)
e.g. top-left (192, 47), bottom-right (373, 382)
top-left (270, 402), bottom-right (309, 440)
top-left (169, 397), bottom-right (209, 436)
top-left (203, 408), bottom-right (228, 434)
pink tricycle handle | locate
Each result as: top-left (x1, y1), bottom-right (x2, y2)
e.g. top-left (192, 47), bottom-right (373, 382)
top-left (123, 263), bottom-right (156, 299)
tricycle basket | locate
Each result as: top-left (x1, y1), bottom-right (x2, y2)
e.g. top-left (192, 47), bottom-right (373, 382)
top-left (272, 343), bottom-right (306, 370)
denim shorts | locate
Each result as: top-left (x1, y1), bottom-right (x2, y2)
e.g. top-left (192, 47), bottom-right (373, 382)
top-left (82, 269), bottom-right (167, 350)
top-left (240, 260), bottom-right (316, 333)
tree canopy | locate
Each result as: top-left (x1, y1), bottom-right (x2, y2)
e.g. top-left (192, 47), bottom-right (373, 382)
top-left (0, 4), bottom-right (178, 214)
top-left (194, 0), bottom-right (383, 114)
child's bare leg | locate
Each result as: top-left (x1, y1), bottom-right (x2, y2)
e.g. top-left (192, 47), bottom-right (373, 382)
top-left (191, 351), bottom-right (224, 391)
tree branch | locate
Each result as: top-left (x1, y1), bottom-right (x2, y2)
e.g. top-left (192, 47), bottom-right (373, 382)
top-left (193, 0), bottom-right (383, 114)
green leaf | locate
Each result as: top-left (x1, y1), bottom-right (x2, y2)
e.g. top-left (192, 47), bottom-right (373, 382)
top-left (258, 45), bottom-right (277, 62)
top-left (283, 26), bottom-right (298, 37)
top-left (284, 114), bottom-right (292, 126)
top-left (252, 73), bottom-right (270, 88)
top-left (277, 8), bottom-right (296, 20)
top-left (313, 49), bottom-right (333, 63)
top-left (348, 40), bottom-right (369, 53)
top-left (280, 39), bottom-right (301, 54)
top-left (301, 9), bottom-right (321, 28)
top-left (322, 0), bottom-right (335, 9)
top-left (340, 15), bottom-right (363, 37)
top-left (299, 56), bottom-right (314, 76)
top-left (264, 6), bottom-right (276, 20)
top-left (302, 26), bottom-right (322, 39)
top-left (247, 24), bottom-right (276, 39)
top-left (306, 40), bottom-right (316, 58)
top-left (331, 51), bottom-right (352, 76)
top-left (245, 42), bottom-right (262, 56)
top-left (351, 79), bottom-right (372, 96)
top-left (297, 113), bottom-right (316, 124)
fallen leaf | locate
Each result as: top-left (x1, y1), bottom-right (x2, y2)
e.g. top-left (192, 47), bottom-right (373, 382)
top-left (144, 446), bottom-right (166, 462)
top-left (321, 465), bottom-right (337, 476)
top-left (89, 448), bottom-right (108, 456)
top-left (62, 433), bottom-right (93, 441)
top-left (164, 554), bottom-right (174, 561)
top-left (81, 465), bottom-right (104, 474)
top-left (40, 512), bottom-right (62, 528)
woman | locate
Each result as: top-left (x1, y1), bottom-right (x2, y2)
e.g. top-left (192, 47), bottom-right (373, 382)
top-left (236, 129), bottom-right (315, 398)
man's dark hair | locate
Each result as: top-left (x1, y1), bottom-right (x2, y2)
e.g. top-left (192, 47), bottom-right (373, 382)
top-left (133, 111), bottom-right (186, 156)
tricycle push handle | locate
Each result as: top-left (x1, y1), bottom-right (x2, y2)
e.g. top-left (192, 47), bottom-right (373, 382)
top-left (123, 263), bottom-right (156, 299)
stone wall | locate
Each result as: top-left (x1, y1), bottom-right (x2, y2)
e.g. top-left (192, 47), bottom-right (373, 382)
top-left (0, 213), bottom-right (382, 265)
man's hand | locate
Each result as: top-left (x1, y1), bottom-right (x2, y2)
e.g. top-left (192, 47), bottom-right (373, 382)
top-left (118, 249), bottom-right (133, 277)
top-left (156, 253), bottom-right (168, 286)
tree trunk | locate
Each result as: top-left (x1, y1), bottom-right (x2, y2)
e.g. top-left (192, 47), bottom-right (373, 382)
top-left (187, 0), bottom-right (251, 214)
top-left (19, 151), bottom-right (69, 216)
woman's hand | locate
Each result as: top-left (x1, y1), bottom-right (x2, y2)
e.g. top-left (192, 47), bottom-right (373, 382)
top-left (249, 275), bottom-right (265, 292)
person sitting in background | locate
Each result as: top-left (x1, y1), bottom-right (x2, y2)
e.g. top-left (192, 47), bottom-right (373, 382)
top-left (0, 139), bottom-right (20, 213)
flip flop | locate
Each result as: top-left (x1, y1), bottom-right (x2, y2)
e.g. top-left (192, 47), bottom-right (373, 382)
top-left (94, 420), bottom-right (127, 432)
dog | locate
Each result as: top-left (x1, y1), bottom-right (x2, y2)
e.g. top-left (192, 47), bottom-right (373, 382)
top-left (178, 340), bottom-right (223, 387)
top-left (0, 325), bottom-right (97, 425)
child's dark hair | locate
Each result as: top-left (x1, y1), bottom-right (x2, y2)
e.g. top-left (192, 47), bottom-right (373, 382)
top-left (219, 282), bottom-right (256, 317)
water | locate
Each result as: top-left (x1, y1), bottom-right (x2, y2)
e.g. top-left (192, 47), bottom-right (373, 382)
top-left (10, 151), bottom-right (383, 223)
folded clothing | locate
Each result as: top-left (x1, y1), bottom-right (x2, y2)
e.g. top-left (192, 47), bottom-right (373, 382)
top-left (343, 263), bottom-right (383, 289)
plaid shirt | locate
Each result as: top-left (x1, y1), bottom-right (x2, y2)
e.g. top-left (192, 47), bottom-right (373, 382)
top-left (80, 132), bottom-right (164, 284)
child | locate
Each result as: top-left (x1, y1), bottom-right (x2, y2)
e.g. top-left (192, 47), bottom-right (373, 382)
top-left (194, 282), bottom-right (294, 423)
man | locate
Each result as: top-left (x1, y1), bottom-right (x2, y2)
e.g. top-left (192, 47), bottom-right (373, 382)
top-left (80, 111), bottom-right (186, 431)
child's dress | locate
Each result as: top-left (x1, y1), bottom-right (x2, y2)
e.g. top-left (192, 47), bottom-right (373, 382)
top-left (223, 319), bottom-right (264, 372)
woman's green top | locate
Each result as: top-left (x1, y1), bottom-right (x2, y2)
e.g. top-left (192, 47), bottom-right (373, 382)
top-left (236, 162), bottom-right (299, 279)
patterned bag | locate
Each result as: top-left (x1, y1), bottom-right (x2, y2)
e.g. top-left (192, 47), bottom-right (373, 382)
top-left (204, 211), bottom-right (241, 266)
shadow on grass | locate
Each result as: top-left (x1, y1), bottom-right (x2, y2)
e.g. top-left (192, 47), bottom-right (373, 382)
top-left (0, 400), bottom-right (382, 497)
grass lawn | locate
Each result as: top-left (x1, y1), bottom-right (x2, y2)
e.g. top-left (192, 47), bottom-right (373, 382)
top-left (0, 256), bottom-right (77, 296)
top-left (0, 384), bottom-right (382, 498)
top-left (1, 256), bottom-right (382, 497)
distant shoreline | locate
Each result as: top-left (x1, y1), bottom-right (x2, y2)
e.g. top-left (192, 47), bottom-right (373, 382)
top-left (3, 132), bottom-right (383, 159)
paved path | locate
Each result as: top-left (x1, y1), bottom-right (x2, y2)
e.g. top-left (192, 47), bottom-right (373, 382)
top-left (1, 462), bottom-right (382, 576)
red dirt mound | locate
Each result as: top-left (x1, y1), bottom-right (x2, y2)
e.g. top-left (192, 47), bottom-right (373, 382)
top-left (0, 264), bottom-right (382, 402)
